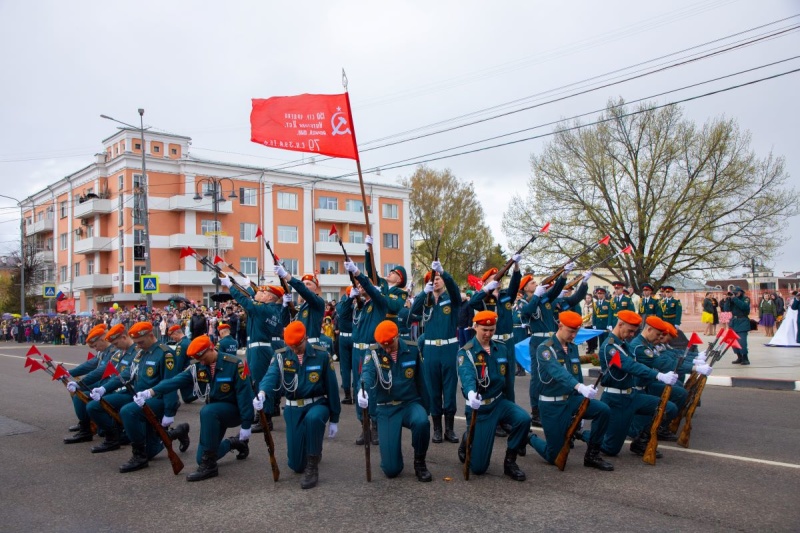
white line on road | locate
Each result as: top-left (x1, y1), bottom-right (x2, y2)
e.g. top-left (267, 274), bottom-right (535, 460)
top-left (1, 352), bottom-right (78, 366)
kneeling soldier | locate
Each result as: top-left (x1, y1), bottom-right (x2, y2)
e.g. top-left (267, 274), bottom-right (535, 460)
top-left (359, 320), bottom-right (432, 481)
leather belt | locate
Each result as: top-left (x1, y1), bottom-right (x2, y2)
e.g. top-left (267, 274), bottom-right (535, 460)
top-left (248, 342), bottom-right (271, 348)
top-left (353, 343), bottom-right (371, 350)
top-left (513, 325), bottom-right (528, 329)
top-left (492, 333), bottom-right (512, 341)
top-left (271, 337), bottom-right (282, 342)
top-left (481, 394), bottom-right (502, 405)
top-left (603, 387), bottom-right (633, 394)
top-left (424, 337), bottom-right (458, 346)
top-left (377, 400), bottom-right (404, 406)
top-left (339, 332), bottom-right (352, 337)
top-left (285, 396), bottom-right (324, 407)
top-left (633, 386), bottom-right (646, 391)
top-left (539, 394), bottom-right (570, 402)
top-left (532, 332), bottom-right (554, 337)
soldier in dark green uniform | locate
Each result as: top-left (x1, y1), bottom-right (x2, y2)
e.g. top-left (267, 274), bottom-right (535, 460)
top-left (216, 323), bottom-right (238, 356)
top-left (638, 283), bottom-right (662, 321)
top-left (511, 274), bottom-right (534, 376)
top-left (609, 281), bottom-right (633, 329)
top-left (592, 287), bottom-right (612, 345)
top-left (364, 235), bottom-right (410, 331)
top-left (168, 324), bottom-right (196, 404)
top-left (410, 261), bottom-right (462, 444)
top-left (135, 334), bottom-right (254, 481)
top-left (527, 311), bottom-right (613, 471)
top-left (729, 286), bottom-right (752, 365)
top-left (117, 322), bottom-right (184, 473)
top-left (456, 311), bottom-right (530, 480)
top-left (359, 320), bottom-right (432, 481)
top-left (254, 321), bottom-right (341, 489)
top-left (336, 288), bottom-right (357, 404)
top-left (660, 285), bottom-right (682, 327)
top-left (276, 267), bottom-right (327, 350)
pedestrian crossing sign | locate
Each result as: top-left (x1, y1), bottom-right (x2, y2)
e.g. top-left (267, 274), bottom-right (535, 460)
top-left (141, 275), bottom-right (160, 294)
top-left (43, 285), bottom-right (56, 298)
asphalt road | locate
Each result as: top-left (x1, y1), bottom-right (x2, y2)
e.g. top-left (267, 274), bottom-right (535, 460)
top-left (1, 344), bottom-right (799, 532)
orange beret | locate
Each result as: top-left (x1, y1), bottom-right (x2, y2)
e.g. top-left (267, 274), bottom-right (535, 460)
top-left (666, 323), bottom-right (678, 337)
top-left (645, 316), bottom-right (668, 332)
top-left (217, 323), bottom-right (230, 331)
top-left (105, 323), bottom-right (126, 341)
top-left (424, 271), bottom-right (432, 284)
top-left (128, 321), bottom-right (153, 339)
top-left (481, 268), bottom-right (498, 283)
top-left (473, 310), bottom-right (498, 326)
top-left (559, 311), bottom-right (583, 329)
top-left (267, 285), bottom-right (285, 298)
top-left (284, 321), bottom-right (306, 345)
top-left (520, 275), bottom-right (533, 289)
top-left (374, 320), bottom-right (399, 344)
top-left (168, 324), bottom-right (183, 335)
top-left (617, 310), bottom-right (642, 326)
top-left (187, 335), bottom-right (214, 358)
top-left (86, 324), bottom-right (107, 343)
top-left (301, 274), bottom-right (319, 286)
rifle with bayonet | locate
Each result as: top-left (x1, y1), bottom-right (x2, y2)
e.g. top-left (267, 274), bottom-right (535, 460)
top-left (540, 235), bottom-right (611, 286)
top-left (424, 226), bottom-right (444, 308)
top-left (264, 240), bottom-right (298, 317)
top-left (491, 222), bottom-right (550, 282)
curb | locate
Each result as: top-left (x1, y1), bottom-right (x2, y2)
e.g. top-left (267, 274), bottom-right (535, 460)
top-left (583, 368), bottom-right (800, 392)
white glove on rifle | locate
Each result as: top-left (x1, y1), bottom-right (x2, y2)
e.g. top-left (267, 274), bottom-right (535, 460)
top-left (534, 285), bottom-right (547, 297)
top-left (657, 371), bottom-right (678, 385)
top-left (344, 260), bottom-right (358, 274)
top-left (607, 325), bottom-right (613, 331)
top-left (693, 351), bottom-right (707, 365)
top-left (564, 261), bottom-right (577, 274)
top-left (235, 275), bottom-right (251, 287)
top-left (576, 383), bottom-right (597, 399)
top-left (431, 260), bottom-right (444, 274)
top-left (365, 235), bottom-right (373, 246)
top-left (134, 389), bottom-right (152, 407)
top-left (66, 381), bottom-right (79, 393)
top-left (357, 389), bottom-right (369, 409)
top-left (220, 276), bottom-right (233, 288)
top-left (239, 428), bottom-right (251, 441)
top-left (350, 287), bottom-right (361, 298)
top-left (467, 390), bottom-right (482, 410)
top-left (582, 270), bottom-right (593, 282)
top-left (424, 282), bottom-right (434, 294)
top-left (483, 280), bottom-right (499, 292)
top-left (161, 416), bottom-right (174, 428)
top-left (695, 364), bottom-right (713, 376)
top-left (512, 253), bottom-right (522, 264)
top-left (282, 294), bottom-right (292, 307)
top-left (90, 386), bottom-right (106, 401)
top-left (327, 423), bottom-right (338, 439)
top-left (253, 391), bottom-right (266, 411)
top-left (274, 264), bottom-right (288, 279)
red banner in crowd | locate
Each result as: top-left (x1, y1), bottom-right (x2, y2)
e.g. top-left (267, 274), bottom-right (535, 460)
top-left (250, 93), bottom-right (359, 160)
top-left (56, 298), bottom-right (75, 314)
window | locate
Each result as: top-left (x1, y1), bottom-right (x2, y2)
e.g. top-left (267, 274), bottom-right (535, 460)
top-left (171, 148), bottom-right (178, 155)
top-left (383, 233), bottom-right (399, 249)
top-left (277, 192), bottom-right (298, 210)
top-left (201, 220), bottom-right (221, 235)
top-left (133, 229), bottom-right (146, 260)
top-left (118, 195), bottom-right (124, 226)
top-left (240, 223), bottom-right (258, 242)
top-left (46, 206), bottom-right (54, 220)
top-left (134, 266), bottom-right (146, 293)
top-left (60, 266), bottom-right (67, 283)
top-left (282, 258), bottom-right (299, 276)
top-left (240, 257), bottom-right (257, 276)
top-left (74, 262), bottom-right (81, 277)
top-left (134, 142), bottom-right (141, 150)
top-left (318, 229), bottom-right (337, 243)
top-left (133, 193), bottom-right (145, 225)
top-left (382, 203), bottom-right (398, 219)
top-left (133, 174), bottom-right (143, 189)
top-left (318, 196), bottom-right (338, 210)
top-left (384, 263), bottom-right (400, 277)
top-left (239, 187), bottom-right (257, 206)
top-left (86, 225), bottom-right (94, 238)
top-left (349, 231), bottom-right (364, 244)
top-left (346, 199), bottom-right (363, 212)
top-left (118, 175), bottom-right (124, 190)
top-left (60, 201), bottom-right (68, 219)
top-left (45, 237), bottom-right (53, 251)
top-left (59, 233), bottom-right (68, 250)
top-left (320, 260), bottom-right (339, 275)
top-left (87, 259), bottom-right (94, 275)
top-left (153, 145), bottom-right (160, 153)
top-left (355, 261), bottom-right (366, 272)
top-left (118, 267), bottom-right (124, 290)
top-left (278, 225), bottom-right (298, 243)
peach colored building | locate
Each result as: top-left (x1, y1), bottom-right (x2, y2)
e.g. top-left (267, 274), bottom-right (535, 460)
top-left (21, 129), bottom-right (411, 312)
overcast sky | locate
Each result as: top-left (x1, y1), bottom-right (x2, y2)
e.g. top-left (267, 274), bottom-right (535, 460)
top-left (1, 0), bottom-right (798, 279)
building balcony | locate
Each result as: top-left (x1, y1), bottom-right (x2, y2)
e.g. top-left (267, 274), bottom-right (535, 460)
top-left (72, 274), bottom-right (114, 290)
top-left (25, 219), bottom-right (54, 237)
top-left (74, 236), bottom-right (114, 254)
top-left (168, 233), bottom-right (234, 250)
top-left (168, 195), bottom-right (234, 214)
top-left (34, 249), bottom-right (55, 264)
top-left (317, 273), bottom-right (351, 287)
top-left (169, 270), bottom-right (215, 285)
top-left (74, 198), bottom-right (113, 218)
top-left (315, 241), bottom-right (366, 256)
top-left (314, 208), bottom-right (366, 225)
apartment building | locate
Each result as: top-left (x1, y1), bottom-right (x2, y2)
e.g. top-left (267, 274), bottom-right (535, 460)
top-left (21, 128), bottom-right (411, 312)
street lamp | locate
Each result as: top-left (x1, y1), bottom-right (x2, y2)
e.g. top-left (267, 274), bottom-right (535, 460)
top-left (100, 110), bottom-right (154, 310)
top-left (0, 194), bottom-right (25, 317)
top-left (194, 177), bottom-right (237, 297)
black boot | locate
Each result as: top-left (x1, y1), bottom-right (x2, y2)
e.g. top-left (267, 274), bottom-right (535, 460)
top-left (414, 453), bottom-right (433, 482)
top-left (458, 432), bottom-right (467, 463)
top-left (91, 427), bottom-right (121, 453)
top-left (167, 423), bottom-right (191, 453)
top-left (68, 423), bottom-right (81, 432)
top-left (300, 455), bottom-right (320, 489)
top-left (630, 430), bottom-right (663, 459)
top-left (494, 424), bottom-right (508, 438)
top-left (503, 449), bottom-right (526, 481)
top-left (444, 414), bottom-right (459, 443)
top-left (732, 353), bottom-right (742, 364)
top-left (584, 443), bottom-right (614, 471)
top-left (187, 451), bottom-right (218, 481)
top-left (251, 418), bottom-right (264, 434)
top-left (228, 436), bottom-right (250, 460)
top-left (119, 444), bottom-right (149, 473)
top-left (355, 428), bottom-right (365, 446)
top-left (432, 416), bottom-right (443, 444)
top-left (740, 354), bottom-right (750, 365)
top-left (657, 425), bottom-right (678, 442)
top-left (531, 406), bottom-right (542, 428)
top-left (342, 388), bottom-right (354, 405)
top-left (370, 420), bottom-right (379, 446)
top-left (64, 421), bottom-right (93, 444)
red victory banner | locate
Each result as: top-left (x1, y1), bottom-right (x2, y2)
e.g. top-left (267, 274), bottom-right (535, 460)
top-left (250, 94), bottom-right (359, 160)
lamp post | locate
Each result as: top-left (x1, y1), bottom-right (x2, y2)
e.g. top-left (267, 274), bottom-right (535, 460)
top-left (194, 177), bottom-right (237, 298)
top-left (0, 194), bottom-right (24, 317)
top-left (100, 110), bottom-right (154, 310)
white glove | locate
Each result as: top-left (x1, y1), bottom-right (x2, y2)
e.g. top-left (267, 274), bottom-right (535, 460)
top-left (467, 390), bottom-right (482, 410)
top-left (357, 389), bottom-right (369, 408)
top-left (275, 264), bottom-right (288, 278)
top-left (695, 364), bottom-right (712, 376)
top-left (582, 270), bottom-right (593, 282)
top-left (564, 261), bottom-right (577, 274)
top-left (693, 351), bottom-right (707, 365)
top-left (253, 391), bottom-right (265, 411)
top-left (512, 253), bottom-right (522, 264)
top-left (220, 276), bottom-right (233, 288)
top-left (66, 381), bottom-right (79, 393)
top-left (424, 282), bottom-right (434, 294)
top-left (577, 383), bottom-right (597, 399)
top-left (607, 325), bottom-right (613, 331)
top-left (365, 235), bottom-right (373, 246)
top-left (239, 427), bottom-right (251, 441)
top-left (350, 287), bottom-right (361, 298)
top-left (431, 260), bottom-right (443, 274)
top-left (483, 280), bottom-right (499, 292)
top-left (282, 294), bottom-right (292, 307)
top-left (161, 415), bottom-right (174, 428)
top-left (344, 260), bottom-right (358, 274)
top-left (134, 389), bottom-right (152, 407)
top-left (90, 386), bottom-right (106, 401)
top-left (534, 285), bottom-right (547, 297)
top-left (236, 275), bottom-right (251, 287)
top-left (657, 371), bottom-right (678, 385)
top-left (327, 423), bottom-right (338, 439)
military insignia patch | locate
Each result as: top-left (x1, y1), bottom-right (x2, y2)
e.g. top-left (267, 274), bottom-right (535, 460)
top-left (443, 306), bottom-right (451, 315)
top-left (286, 360), bottom-right (293, 367)
top-left (308, 372), bottom-right (320, 383)
top-left (146, 366), bottom-right (155, 377)
top-left (220, 383), bottom-right (231, 393)
top-left (609, 348), bottom-right (618, 357)
top-left (545, 303), bottom-right (551, 310)
top-left (364, 355), bottom-right (370, 363)
top-left (401, 293), bottom-right (407, 300)
top-left (367, 304), bottom-right (373, 313)
top-left (330, 361), bottom-right (335, 370)
top-left (542, 351), bottom-right (551, 360)
top-left (477, 354), bottom-right (484, 362)
top-left (302, 310), bottom-right (308, 318)
top-left (500, 364), bottom-right (506, 376)
top-left (238, 366), bottom-right (246, 380)
top-left (644, 349), bottom-right (653, 357)
top-left (458, 355), bottom-right (464, 365)
top-left (505, 302), bottom-right (512, 310)
top-left (166, 359), bottom-right (174, 371)
top-left (382, 357), bottom-right (389, 364)
top-left (572, 364), bottom-right (579, 374)
top-left (198, 370), bottom-right (208, 381)
top-left (405, 368), bottom-right (414, 379)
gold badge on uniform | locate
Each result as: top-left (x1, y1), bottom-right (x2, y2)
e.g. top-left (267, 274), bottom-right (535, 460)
top-left (220, 383), bottom-right (231, 393)
top-left (505, 302), bottom-right (512, 310)
top-left (500, 364), bottom-right (506, 376)
top-left (146, 366), bottom-right (155, 377)
top-left (477, 355), bottom-right (484, 362)
top-left (302, 310), bottom-right (309, 318)
top-left (405, 368), bottom-right (414, 379)
top-left (308, 372), bottom-right (320, 383)
top-left (286, 360), bottom-right (293, 367)
top-left (382, 357), bottom-right (389, 364)
top-left (238, 366), bottom-right (246, 380)
top-left (443, 306), bottom-right (451, 315)
top-left (572, 364), bottom-right (579, 374)
top-left (166, 359), bottom-right (174, 371)
top-left (198, 370), bottom-right (208, 381)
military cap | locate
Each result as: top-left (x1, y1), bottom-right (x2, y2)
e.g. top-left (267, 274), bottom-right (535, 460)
top-left (732, 286), bottom-right (744, 294)
top-left (473, 310), bottom-right (498, 326)
top-left (301, 274), bottom-right (319, 286)
top-left (374, 320), bottom-right (399, 345)
top-left (481, 268), bottom-right (498, 283)
top-left (105, 323), bottom-right (126, 342)
top-left (168, 324), bottom-right (183, 335)
top-left (86, 324), bottom-right (107, 344)
top-left (520, 274), bottom-right (533, 289)
top-left (645, 316), bottom-right (669, 332)
top-left (267, 285), bottom-right (285, 298)
top-left (617, 310), bottom-right (642, 326)
top-left (284, 321), bottom-right (306, 345)
top-left (128, 321), bottom-right (153, 339)
top-left (594, 287), bottom-right (608, 295)
top-left (389, 265), bottom-right (407, 286)
top-left (662, 285), bottom-right (675, 292)
top-left (612, 281), bottom-right (626, 288)
top-left (217, 323), bottom-right (230, 331)
top-left (187, 335), bottom-right (214, 358)
top-left (641, 283), bottom-right (654, 291)
top-left (665, 323), bottom-right (678, 337)
top-left (559, 311), bottom-right (583, 329)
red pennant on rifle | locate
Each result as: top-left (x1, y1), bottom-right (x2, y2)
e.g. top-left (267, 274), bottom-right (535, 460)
top-left (329, 224), bottom-right (338, 237)
top-left (101, 361), bottom-right (120, 380)
top-left (609, 352), bottom-right (622, 368)
top-left (28, 359), bottom-right (46, 373)
top-left (598, 235), bottom-right (611, 246)
top-left (41, 353), bottom-right (53, 363)
top-left (255, 226), bottom-right (263, 238)
top-left (242, 360), bottom-right (250, 379)
top-left (179, 247), bottom-right (193, 259)
top-left (467, 274), bottom-right (483, 291)
top-left (52, 364), bottom-right (70, 381)
top-left (687, 332), bottom-right (704, 347)
top-left (24, 356), bottom-right (33, 368)
top-left (27, 345), bottom-right (41, 356)
top-left (213, 255), bottom-right (224, 265)
top-left (724, 329), bottom-right (740, 342)
top-left (620, 244), bottom-right (633, 254)
top-left (540, 222), bottom-right (551, 234)
top-left (87, 352), bottom-right (95, 361)
top-left (730, 339), bottom-right (742, 350)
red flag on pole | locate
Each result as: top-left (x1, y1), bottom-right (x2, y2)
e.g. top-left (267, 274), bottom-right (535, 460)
top-left (87, 352), bottom-right (95, 361)
top-left (609, 352), bottom-right (622, 368)
top-left (52, 364), bottom-right (70, 381)
top-left (620, 244), bottom-right (633, 254)
top-left (213, 255), bottom-right (224, 265)
top-left (730, 339), bottom-right (742, 350)
top-left (255, 227), bottom-right (263, 238)
top-left (27, 345), bottom-right (41, 356)
top-left (687, 332), bottom-right (704, 347)
top-left (242, 360), bottom-right (251, 379)
top-left (598, 235), bottom-right (611, 246)
top-left (467, 274), bottom-right (483, 291)
top-left (540, 222), bottom-right (551, 234)
top-left (101, 361), bottom-right (120, 380)
top-left (24, 356), bottom-right (33, 368)
top-left (28, 359), bottom-right (46, 373)
top-left (179, 247), bottom-right (194, 259)
top-left (41, 353), bottom-right (53, 363)
top-left (329, 224), bottom-right (338, 237)
top-left (250, 94), bottom-right (359, 160)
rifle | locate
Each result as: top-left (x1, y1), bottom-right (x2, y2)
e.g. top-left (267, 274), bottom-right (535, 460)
top-left (122, 380), bottom-right (184, 475)
top-left (334, 231), bottom-right (364, 310)
top-left (226, 262), bottom-right (261, 293)
top-left (361, 378), bottom-right (371, 482)
top-left (251, 381), bottom-right (280, 482)
top-left (540, 235), bottom-right (610, 286)
top-left (561, 244), bottom-right (632, 291)
top-left (264, 240), bottom-right (298, 317)
top-left (425, 226), bottom-right (444, 308)
top-left (463, 383), bottom-right (484, 480)
top-left (37, 358), bottom-right (100, 433)
top-left (643, 350), bottom-right (689, 465)
top-left (491, 222), bottom-right (550, 282)
top-left (183, 247), bottom-right (249, 294)
top-left (554, 372), bottom-right (603, 471)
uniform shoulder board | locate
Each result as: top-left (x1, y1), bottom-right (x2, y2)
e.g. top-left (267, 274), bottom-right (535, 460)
top-left (223, 354), bottom-right (240, 364)
top-left (463, 339), bottom-right (475, 351)
top-left (275, 346), bottom-right (289, 355)
top-left (159, 343), bottom-right (174, 353)
top-left (369, 343), bottom-right (380, 350)
top-left (542, 339), bottom-right (554, 347)
top-left (313, 344), bottom-right (327, 352)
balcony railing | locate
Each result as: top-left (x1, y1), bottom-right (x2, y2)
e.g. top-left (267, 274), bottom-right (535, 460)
top-left (25, 219), bottom-right (54, 237)
top-left (74, 198), bottom-right (113, 218)
top-left (74, 236), bottom-right (114, 254)
top-left (72, 274), bottom-right (114, 290)
top-left (314, 208), bottom-right (366, 225)
top-left (168, 195), bottom-right (234, 214)
top-left (315, 241), bottom-right (366, 256)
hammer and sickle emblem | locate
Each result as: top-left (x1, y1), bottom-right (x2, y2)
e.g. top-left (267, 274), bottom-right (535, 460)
top-left (331, 109), bottom-right (351, 136)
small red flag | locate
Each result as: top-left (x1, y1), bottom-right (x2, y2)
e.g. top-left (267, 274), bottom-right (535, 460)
top-left (87, 352), bottom-right (95, 361)
top-left (24, 356), bottom-right (33, 368)
top-left (467, 274), bottom-right (483, 291)
top-left (687, 332), bottom-right (704, 347)
top-left (242, 360), bottom-right (251, 379)
top-left (540, 222), bottom-right (551, 234)
top-left (620, 244), bottom-right (633, 254)
top-left (41, 353), bottom-right (53, 363)
top-left (329, 224), bottom-right (338, 237)
top-left (28, 359), bottom-right (46, 373)
top-left (52, 364), bottom-right (70, 381)
top-left (609, 352), bottom-right (622, 368)
top-left (598, 235), bottom-right (611, 246)
top-left (101, 361), bottom-right (120, 380)
top-left (213, 255), bottom-right (224, 265)
top-left (27, 345), bottom-right (41, 356)
top-left (255, 226), bottom-right (263, 238)
top-left (179, 247), bottom-right (193, 259)
top-left (730, 339), bottom-right (742, 350)
top-left (724, 329), bottom-right (741, 342)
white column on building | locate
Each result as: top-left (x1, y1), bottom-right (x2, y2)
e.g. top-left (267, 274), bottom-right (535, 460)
top-left (302, 184), bottom-right (313, 275)
top-left (402, 196), bottom-right (411, 271)
top-left (370, 191), bottom-right (381, 277)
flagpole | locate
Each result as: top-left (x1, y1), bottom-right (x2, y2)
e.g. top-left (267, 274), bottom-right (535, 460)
top-left (342, 70), bottom-right (378, 285)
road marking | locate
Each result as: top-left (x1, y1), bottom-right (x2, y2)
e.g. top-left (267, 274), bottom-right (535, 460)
top-left (0, 352), bottom-right (78, 366)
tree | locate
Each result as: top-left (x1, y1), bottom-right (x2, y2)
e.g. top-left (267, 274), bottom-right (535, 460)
top-left (0, 241), bottom-right (48, 313)
top-left (401, 166), bottom-right (501, 288)
top-left (503, 99), bottom-right (798, 290)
